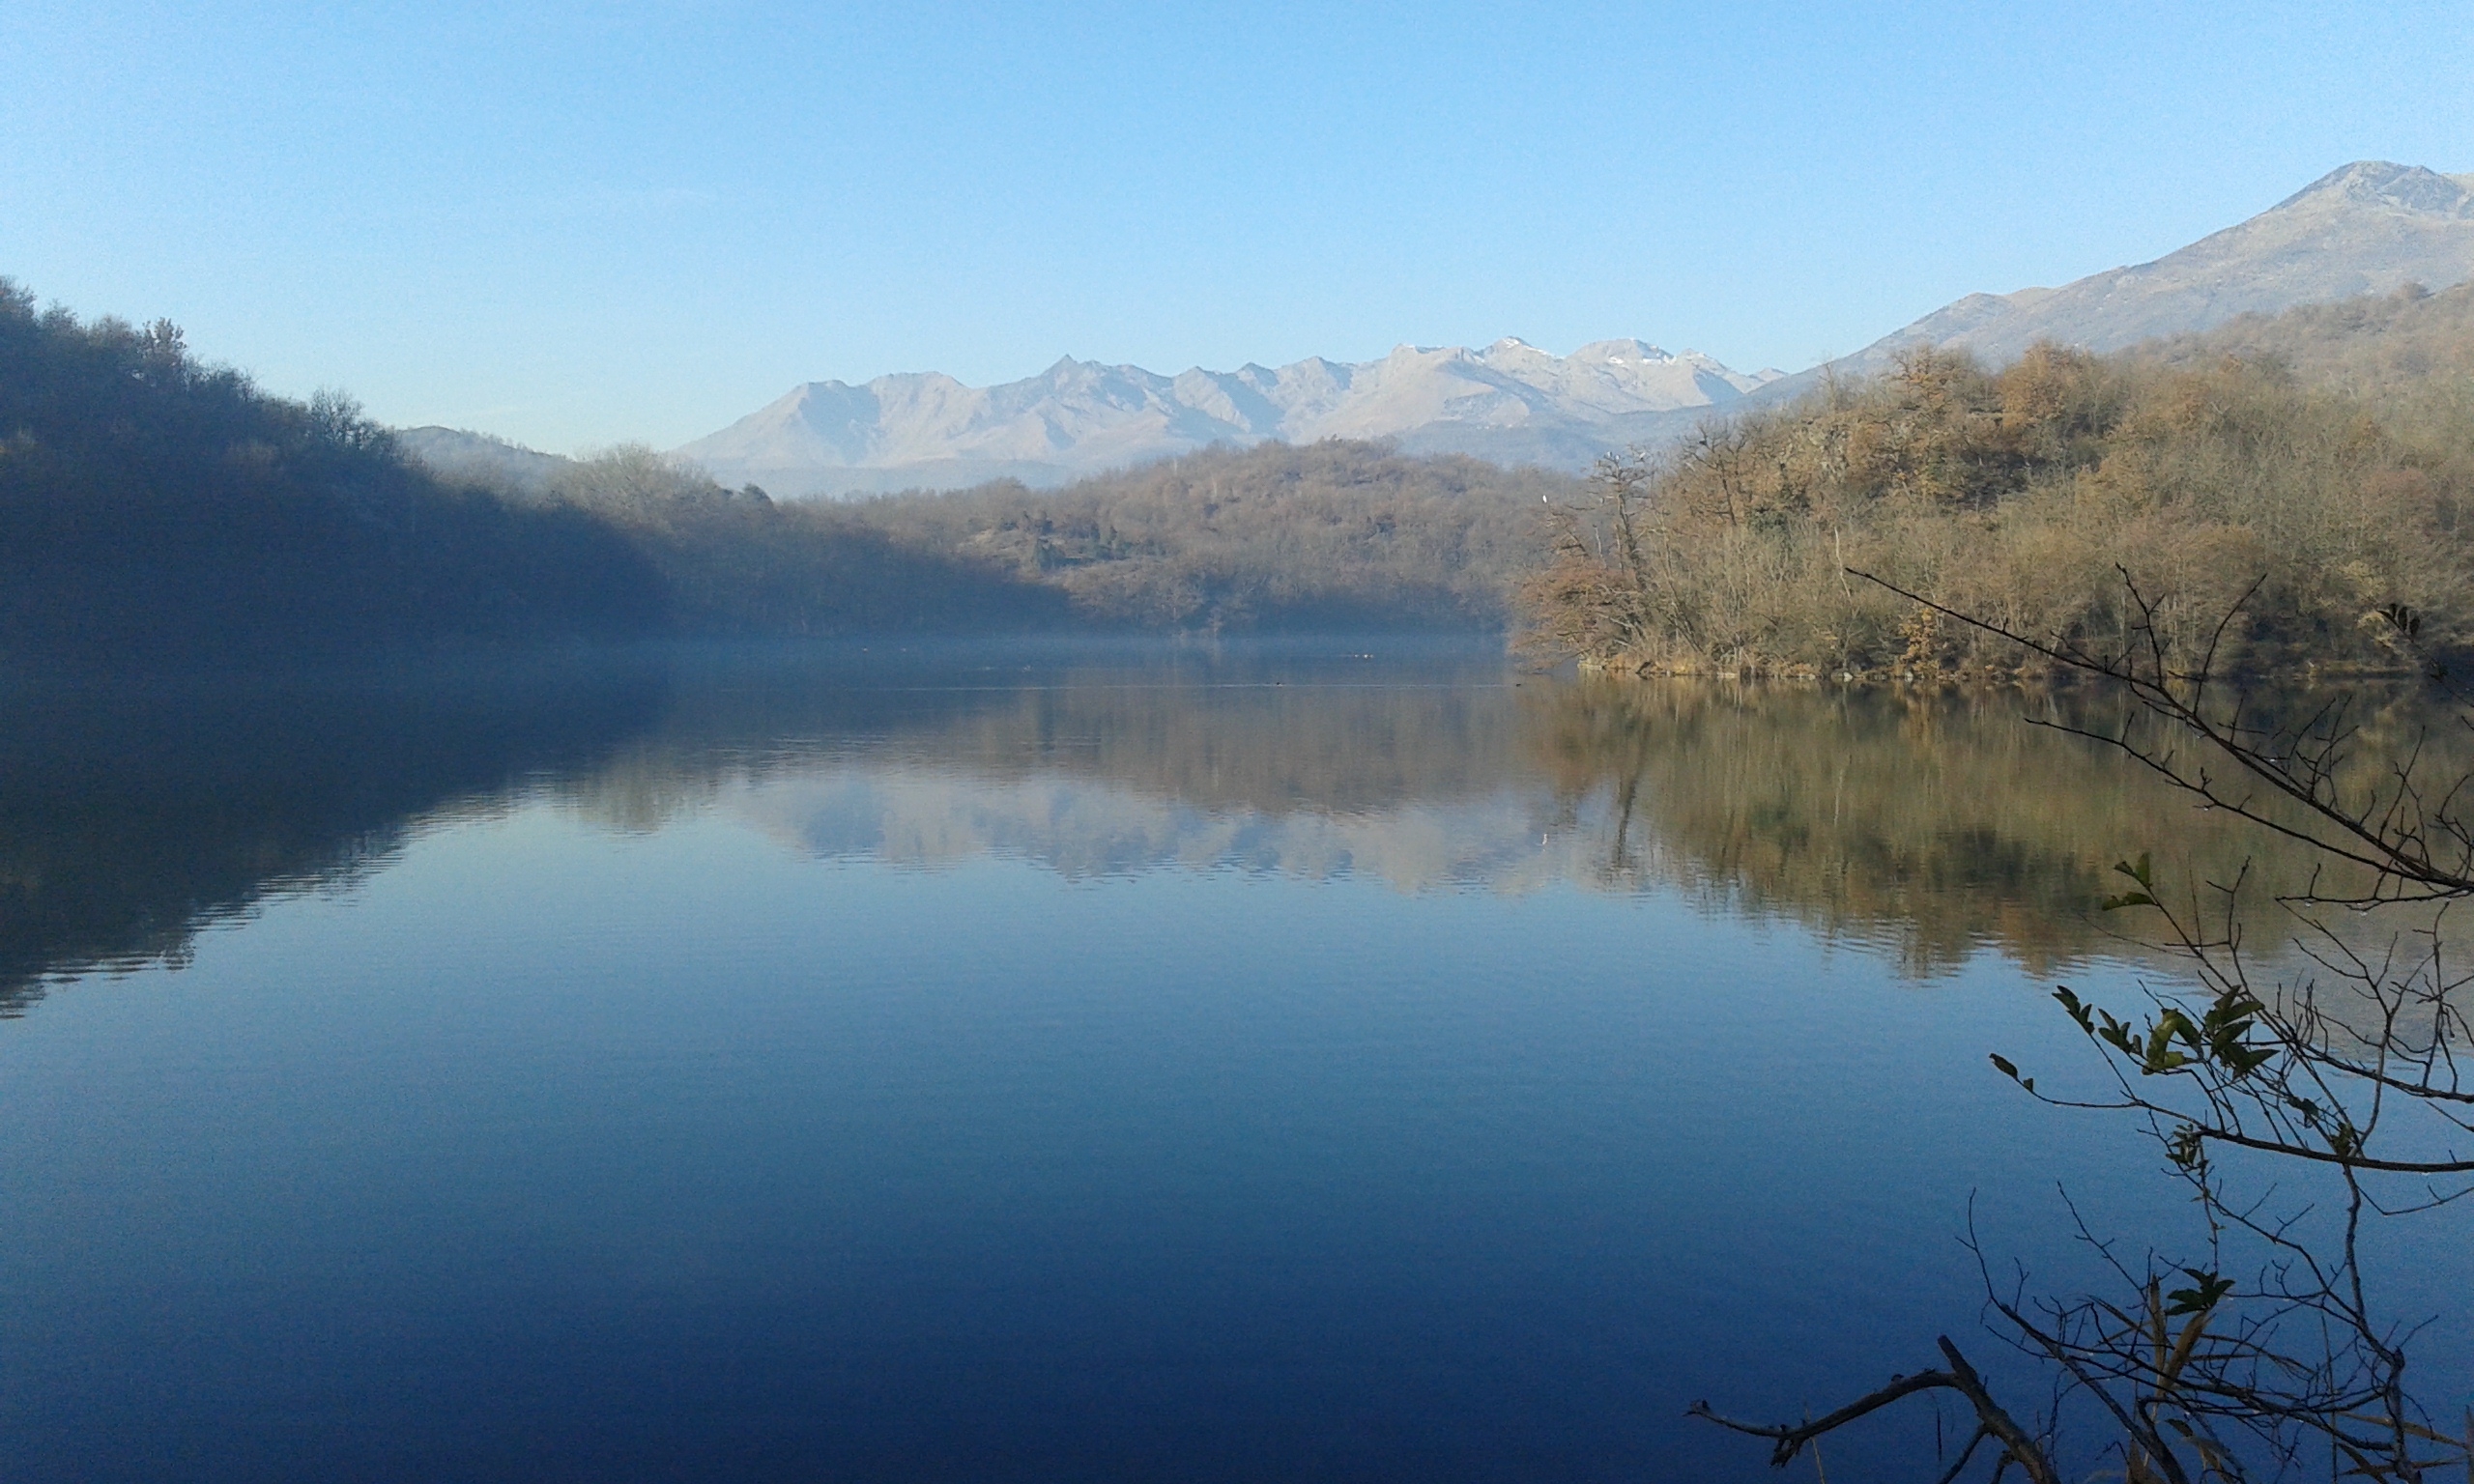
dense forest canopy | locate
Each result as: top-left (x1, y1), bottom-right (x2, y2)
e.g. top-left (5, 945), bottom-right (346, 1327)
top-left (521, 438), bottom-right (1571, 636)
top-left (1515, 309), bottom-right (2474, 677)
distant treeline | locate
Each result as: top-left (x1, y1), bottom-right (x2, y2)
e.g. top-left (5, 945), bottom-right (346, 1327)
top-left (841, 442), bottom-right (1576, 631)
top-left (0, 279), bottom-right (1572, 670)
top-left (528, 446), bottom-right (1072, 636)
top-left (1517, 283), bottom-right (2474, 677)
top-left (480, 440), bottom-right (1568, 637)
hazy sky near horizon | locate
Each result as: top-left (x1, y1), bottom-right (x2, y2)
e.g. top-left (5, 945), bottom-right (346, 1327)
top-left (5, 2), bottom-right (2469, 452)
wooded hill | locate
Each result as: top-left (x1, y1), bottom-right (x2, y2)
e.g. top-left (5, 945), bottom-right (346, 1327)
top-left (1515, 282), bottom-right (2474, 678)
top-left (0, 283), bottom-right (667, 665)
top-left (2137, 278), bottom-right (2474, 407)
top-left (0, 277), bottom-right (1575, 669)
top-left (514, 439), bottom-right (1570, 636)
top-left (0, 283), bottom-right (1059, 668)
top-left (11, 271), bottom-right (2474, 672)
top-left (840, 442), bottom-right (1575, 631)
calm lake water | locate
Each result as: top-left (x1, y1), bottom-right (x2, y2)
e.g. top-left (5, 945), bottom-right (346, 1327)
top-left (0, 639), bottom-right (2460, 1481)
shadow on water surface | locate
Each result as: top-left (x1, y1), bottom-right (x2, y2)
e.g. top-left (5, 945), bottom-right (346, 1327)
top-left (0, 638), bottom-right (2423, 1012)
top-left (0, 656), bottom-right (673, 1015)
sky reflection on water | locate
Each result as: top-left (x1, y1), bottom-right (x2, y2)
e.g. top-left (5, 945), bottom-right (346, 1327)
top-left (0, 641), bottom-right (2455, 1482)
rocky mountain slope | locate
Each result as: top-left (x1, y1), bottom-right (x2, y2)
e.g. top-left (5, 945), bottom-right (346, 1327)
top-left (1826, 161), bottom-right (2474, 378)
top-left (675, 340), bottom-right (1778, 496)
top-left (410, 160), bottom-right (2472, 498)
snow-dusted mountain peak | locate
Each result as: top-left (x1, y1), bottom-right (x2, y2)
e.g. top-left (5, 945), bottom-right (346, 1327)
top-left (2274, 160), bottom-right (2474, 218)
top-left (672, 161), bottom-right (2474, 498)
top-left (1829, 158), bottom-right (2474, 375)
top-left (676, 336), bottom-right (1766, 495)
top-left (1566, 338), bottom-right (1674, 365)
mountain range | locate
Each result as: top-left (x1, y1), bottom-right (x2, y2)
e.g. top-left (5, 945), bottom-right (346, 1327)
top-left (408, 161), bottom-right (2474, 497)
top-left (671, 339), bottom-right (1783, 496)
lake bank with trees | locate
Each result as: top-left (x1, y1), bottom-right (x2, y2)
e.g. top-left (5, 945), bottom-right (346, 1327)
top-left (13, 275), bottom-right (2472, 685)
top-left (1516, 283), bottom-right (2474, 683)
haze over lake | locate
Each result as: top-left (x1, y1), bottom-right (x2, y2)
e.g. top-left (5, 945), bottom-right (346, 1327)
top-left (3, 640), bottom-right (2460, 1482)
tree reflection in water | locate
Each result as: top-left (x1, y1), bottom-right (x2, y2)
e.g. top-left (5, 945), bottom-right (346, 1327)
top-left (3, 642), bottom-right (2419, 1014)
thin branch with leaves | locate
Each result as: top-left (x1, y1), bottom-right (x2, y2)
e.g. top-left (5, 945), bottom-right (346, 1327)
top-left (1693, 569), bottom-right (2474, 1481)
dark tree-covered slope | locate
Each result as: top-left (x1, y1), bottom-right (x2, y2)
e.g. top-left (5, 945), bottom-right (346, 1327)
top-left (0, 281), bottom-right (671, 665)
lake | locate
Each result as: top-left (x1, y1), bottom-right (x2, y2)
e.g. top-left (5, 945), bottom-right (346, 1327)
top-left (0, 639), bottom-right (2460, 1481)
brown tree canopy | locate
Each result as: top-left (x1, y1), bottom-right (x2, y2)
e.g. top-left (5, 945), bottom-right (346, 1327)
top-left (1517, 336), bottom-right (2474, 679)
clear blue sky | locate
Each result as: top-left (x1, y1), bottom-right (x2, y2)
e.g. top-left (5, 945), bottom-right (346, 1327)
top-left (4, 1), bottom-right (2468, 452)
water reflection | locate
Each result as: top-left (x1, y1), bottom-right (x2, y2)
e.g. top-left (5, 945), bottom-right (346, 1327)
top-left (0, 659), bottom-right (669, 1014)
top-left (1, 641), bottom-right (2432, 1010)
top-left (1525, 679), bottom-right (2396, 975)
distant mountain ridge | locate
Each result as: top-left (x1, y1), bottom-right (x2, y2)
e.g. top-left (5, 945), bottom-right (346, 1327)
top-left (675, 339), bottom-right (1781, 496)
top-left (1815, 161), bottom-right (2474, 381)
top-left (412, 159), bottom-right (2474, 497)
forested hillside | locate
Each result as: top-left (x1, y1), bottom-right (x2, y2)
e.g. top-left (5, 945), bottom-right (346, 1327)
top-left (536, 446), bottom-right (1071, 635)
top-left (0, 281), bottom-right (667, 664)
top-left (0, 280), bottom-right (1576, 669)
top-left (2137, 278), bottom-right (2474, 405)
top-left (43, 264), bottom-right (2473, 677)
top-left (476, 440), bottom-right (1568, 635)
top-left (1515, 327), bottom-right (2474, 677)
top-left (846, 442), bottom-right (1579, 631)
top-left (0, 283), bottom-right (1067, 667)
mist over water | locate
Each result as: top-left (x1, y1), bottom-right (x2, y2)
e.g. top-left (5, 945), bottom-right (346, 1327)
top-left (0, 640), bottom-right (2459, 1481)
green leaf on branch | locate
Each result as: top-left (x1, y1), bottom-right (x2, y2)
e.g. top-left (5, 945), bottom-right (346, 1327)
top-left (1989, 1053), bottom-right (2034, 1093)
top-left (2196, 990), bottom-right (2274, 1077)
top-left (2054, 986), bottom-right (2096, 1035)
top-left (2140, 1019), bottom-right (2193, 1074)
top-left (2101, 853), bottom-right (2158, 910)
top-left (2082, 1002), bottom-right (2198, 1075)
top-left (2166, 1269), bottom-right (2234, 1316)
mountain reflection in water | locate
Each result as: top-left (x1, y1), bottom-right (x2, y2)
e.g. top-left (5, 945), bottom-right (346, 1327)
top-left (2, 638), bottom-right (2408, 1016)
top-left (10, 638), bottom-right (2470, 1484)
